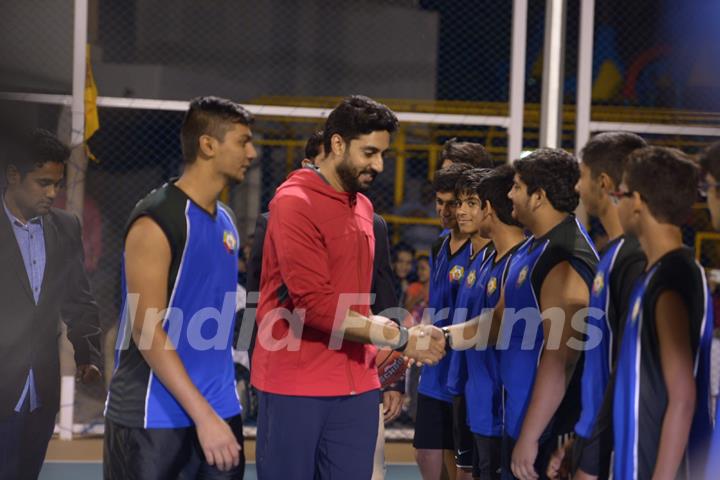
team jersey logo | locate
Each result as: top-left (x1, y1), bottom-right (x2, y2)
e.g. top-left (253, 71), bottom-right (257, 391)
top-left (487, 276), bottom-right (498, 295)
top-left (449, 265), bottom-right (465, 283)
top-left (516, 266), bottom-right (529, 287)
top-left (631, 297), bottom-right (641, 323)
top-left (223, 231), bottom-right (238, 254)
top-left (592, 273), bottom-right (604, 297)
top-left (466, 270), bottom-right (477, 287)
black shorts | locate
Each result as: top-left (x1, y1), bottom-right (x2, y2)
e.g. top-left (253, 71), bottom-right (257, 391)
top-left (452, 395), bottom-right (475, 469)
top-left (571, 434), bottom-right (610, 479)
top-left (413, 393), bottom-right (454, 450)
top-left (473, 434), bottom-right (501, 480)
top-left (104, 415), bottom-right (245, 480)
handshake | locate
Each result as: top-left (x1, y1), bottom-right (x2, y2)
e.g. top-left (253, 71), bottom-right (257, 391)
top-left (397, 324), bottom-right (448, 367)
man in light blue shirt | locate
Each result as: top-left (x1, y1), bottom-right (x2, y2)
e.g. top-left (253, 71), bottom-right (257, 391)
top-left (3, 199), bottom-right (45, 413)
top-left (0, 129), bottom-right (102, 480)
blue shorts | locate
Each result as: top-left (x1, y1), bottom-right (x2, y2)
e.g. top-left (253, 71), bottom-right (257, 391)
top-left (256, 389), bottom-right (380, 480)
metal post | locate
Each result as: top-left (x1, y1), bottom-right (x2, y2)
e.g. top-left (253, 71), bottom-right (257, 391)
top-left (66, 0), bottom-right (88, 221)
top-left (58, 0), bottom-right (89, 442)
top-left (540, 0), bottom-right (567, 148)
top-left (575, 0), bottom-right (595, 154)
top-left (508, 0), bottom-right (528, 162)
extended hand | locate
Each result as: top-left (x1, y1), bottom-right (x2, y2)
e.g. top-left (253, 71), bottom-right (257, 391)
top-left (402, 325), bottom-right (445, 366)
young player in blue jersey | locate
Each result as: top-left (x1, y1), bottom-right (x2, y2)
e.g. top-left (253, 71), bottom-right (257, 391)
top-left (449, 167), bottom-right (494, 478)
top-left (457, 165), bottom-right (526, 480)
top-left (547, 132), bottom-right (647, 480)
top-left (699, 141), bottom-right (720, 479)
top-left (104, 97), bottom-right (257, 479)
top-left (612, 147), bottom-right (713, 480)
top-left (414, 163), bottom-right (474, 480)
top-left (443, 148), bottom-right (599, 480)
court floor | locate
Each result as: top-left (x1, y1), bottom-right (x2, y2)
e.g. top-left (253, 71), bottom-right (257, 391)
top-left (39, 461), bottom-right (422, 479)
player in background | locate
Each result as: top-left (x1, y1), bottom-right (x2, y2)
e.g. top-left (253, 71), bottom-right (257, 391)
top-left (414, 164), bottom-right (474, 480)
top-left (612, 147), bottom-right (713, 480)
top-left (448, 167), bottom-right (494, 479)
top-left (699, 141), bottom-right (720, 479)
top-left (547, 132), bottom-right (647, 480)
top-left (456, 165), bottom-right (526, 479)
top-left (441, 149), bottom-right (599, 480)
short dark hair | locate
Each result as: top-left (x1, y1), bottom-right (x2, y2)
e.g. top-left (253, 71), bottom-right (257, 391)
top-left (699, 141), bottom-right (720, 184)
top-left (624, 146), bottom-right (698, 226)
top-left (416, 254), bottom-right (430, 264)
top-left (513, 148), bottom-right (580, 213)
top-left (180, 96), bottom-right (253, 164)
top-left (441, 138), bottom-right (493, 168)
top-left (305, 130), bottom-right (324, 160)
top-left (454, 167), bottom-right (492, 199)
top-left (580, 132), bottom-right (647, 185)
top-left (4, 128), bottom-right (70, 177)
top-left (433, 163), bottom-right (472, 194)
top-left (392, 241), bottom-right (416, 262)
top-left (478, 165), bottom-right (523, 227)
top-left (323, 95), bottom-right (398, 155)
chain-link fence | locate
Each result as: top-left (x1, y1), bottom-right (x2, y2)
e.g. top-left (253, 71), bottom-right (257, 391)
top-left (3, 0), bottom-right (720, 440)
top-left (589, 0), bottom-right (720, 112)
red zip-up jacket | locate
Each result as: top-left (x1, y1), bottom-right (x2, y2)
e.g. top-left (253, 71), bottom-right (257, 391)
top-left (250, 168), bottom-right (380, 396)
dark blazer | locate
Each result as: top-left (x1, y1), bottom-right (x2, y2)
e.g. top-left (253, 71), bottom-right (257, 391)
top-left (0, 207), bottom-right (102, 419)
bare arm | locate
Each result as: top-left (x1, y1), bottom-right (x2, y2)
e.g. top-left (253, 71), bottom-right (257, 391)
top-left (442, 293), bottom-right (504, 350)
top-left (125, 217), bottom-right (240, 471)
top-left (512, 262), bottom-right (589, 480)
top-left (341, 311), bottom-right (445, 366)
top-left (652, 291), bottom-right (696, 480)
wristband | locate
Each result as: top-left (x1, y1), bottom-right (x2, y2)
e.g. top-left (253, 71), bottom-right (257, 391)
top-left (393, 325), bottom-right (409, 352)
top-left (441, 327), bottom-right (453, 352)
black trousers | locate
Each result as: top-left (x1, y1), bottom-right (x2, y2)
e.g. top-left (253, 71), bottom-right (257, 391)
top-left (104, 415), bottom-right (245, 480)
top-left (0, 405), bottom-right (57, 480)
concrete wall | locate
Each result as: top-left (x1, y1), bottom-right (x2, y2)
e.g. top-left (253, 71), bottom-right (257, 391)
top-left (1, 0), bottom-right (438, 101)
top-left (0, 0), bottom-right (74, 92)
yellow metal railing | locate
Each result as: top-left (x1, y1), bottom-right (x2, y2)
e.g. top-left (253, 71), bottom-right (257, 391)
top-left (695, 232), bottom-right (720, 262)
top-left (251, 96), bottom-right (720, 256)
top-left (382, 214), bottom-right (441, 227)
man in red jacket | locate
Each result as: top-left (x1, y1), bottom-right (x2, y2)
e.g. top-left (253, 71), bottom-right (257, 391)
top-left (252, 95), bottom-right (446, 479)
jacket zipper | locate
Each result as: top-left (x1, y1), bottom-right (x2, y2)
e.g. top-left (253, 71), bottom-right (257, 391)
top-left (346, 200), bottom-right (360, 395)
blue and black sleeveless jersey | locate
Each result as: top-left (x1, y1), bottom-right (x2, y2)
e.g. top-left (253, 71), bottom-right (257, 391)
top-left (446, 242), bottom-right (493, 397)
top-left (105, 181), bottom-right (242, 428)
top-left (498, 216), bottom-right (598, 439)
top-left (464, 243), bottom-right (523, 437)
top-left (575, 235), bottom-right (645, 439)
top-left (418, 234), bottom-right (472, 403)
top-left (613, 248), bottom-right (713, 480)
